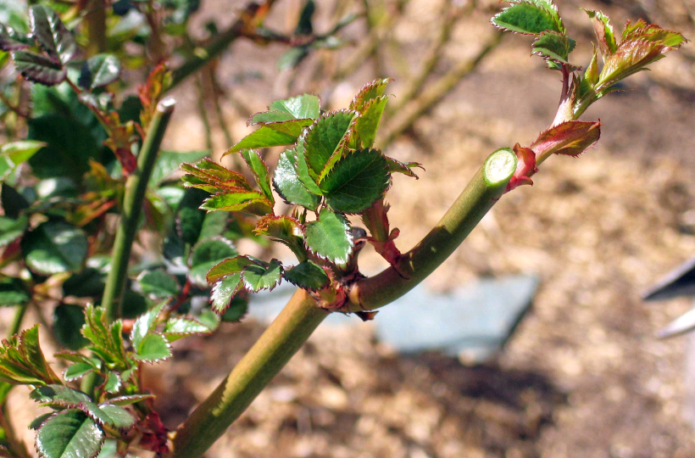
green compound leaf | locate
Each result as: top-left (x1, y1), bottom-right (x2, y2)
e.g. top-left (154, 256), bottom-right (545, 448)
top-left (188, 237), bottom-right (237, 287)
top-left (284, 261), bottom-right (329, 291)
top-left (137, 270), bottom-right (179, 299)
top-left (53, 304), bottom-right (88, 351)
top-left (200, 191), bottom-right (273, 216)
top-left (81, 305), bottom-right (128, 371)
top-left (11, 50), bottom-right (65, 85)
top-left (181, 158), bottom-right (252, 194)
top-left (225, 119), bottom-right (313, 155)
top-left (0, 325), bottom-right (61, 385)
top-left (21, 221), bottom-right (88, 275)
top-left (354, 96), bottom-right (387, 148)
top-left (320, 149), bottom-right (391, 214)
top-left (0, 215), bottom-right (27, 248)
top-left (35, 409), bottom-right (103, 458)
top-left (242, 259), bottom-right (283, 292)
top-left (29, 5), bottom-right (76, 64)
top-left (273, 149), bottom-right (322, 210)
top-left (240, 149), bottom-right (274, 203)
top-left (584, 9), bottom-right (617, 57)
top-left (206, 256), bottom-right (257, 283)
top-left (532, 31), bottom-right (576, 64)
top-left (0, 277), bottom-right (29, 306)
top-left (303, 110), bottom-right (357, 180)
top-left (268, 94), bottom-right (321, 120)
top-left (491, 1), bottom-right (562, 35)
top-left (350, 78), bottom-right (391, 113)
top-left (132, 333), bottom-right (171, 363)
top-left (163, 315), bottom-right (217, 341)
top-left (305, 209), bottom-right (353, 266)
top-left (78, 54), bottom-right (121, 90)
top-left (151, 151), bottom-right (208, 188)
top-left (210, 273), bottom-right (243, 314)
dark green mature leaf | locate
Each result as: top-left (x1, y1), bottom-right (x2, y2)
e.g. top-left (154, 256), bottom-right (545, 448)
top-left (53, 304), bottom-right (88, 350)
top-left (78, 54), bottom-right (121, 90)
top-left (120, 290), bottom-right (148, 319)
top-left (152, 151), bottom-right (208, 188)
top-left (81, 305), bottom-right (128, 371)
top-left (176, 188), bottom-right (208, 245)
top-left (0, 325), bottom-right (61, 385)
top-left (354, 96), bottom-right (387, 148)
top-left (320, 149), bottom-right (390, 214)
top-left (21, 221), bottom-right (88, 275)
top-left (242, 259), bottom-right (283, 292)
top-left (491, 1), bottom-right (561, 35)
top-left (0, 23), bottom-right (30, 51)
top-left (1, 184), bottom-right (29, 219)
top-left (11, 50), bottom-right (65, 85)
top-left (584, 9), bottom-right (616, 56)
top-left (62, 268), bottom-right (105, 298)
top-left (305, 209), bottom-right (353, 265)
top-left (188, 237), bottom-right (237, 287)
top-left (210, 273), bottom-right (243, 314)
top-left (30, 412), bottom-right (54, 430)
top-left (200, 191), bottom-right (273, 215)
top-left (350, 78), bottom-right (391, 113)
top-left (240, 149), bottom-right (274, 203)
top-left (532, 31), bottom-right (575, 64)
top-left (206, 256), bottom-right (257, 283)
top-left (29, 5), bottom-right (76, 64)
top-left (273, 149), bottom-right (321, 210)
top-left (226, 119), bottom-right (314, 155)
top-left (30, 384), bottom-right (91, 406)
top-left (0, 277), bottom-right (29, 306)
top-left (0, 215), bottom-right (27, 248)
top-left (35, 410), bottom-right (103, 458)
top-left (138, 270), bottom-right (179, 299)
top-left (221, 296), bottom-right (248, 322)
top-left (198, 211), bottom-right (229, 240)
top-left (28, 115), bottom-right (101, 180)
top-left (284, 261), bottom-right (329, 291)
top-left (133, 333), bottom-right (171, 362)
top-left (303, 110), bottom-right (356, 180)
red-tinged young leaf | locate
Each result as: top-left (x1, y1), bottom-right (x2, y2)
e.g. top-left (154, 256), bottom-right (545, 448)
top-left (491, 1), bottom-right (562, 36)
top-left (354, 96), bottom-right (387, 148)
top-left (200, 191), bottom-right (273, 215)
top-left (0, 24), bottom-right (30, 51)
top-left (11, 50), bottom-right (65, 85)
top-left (273, 149), bottom-right (322, 210)
top-left (210, 273), bottom-right (244, 314)
top-left (104, 394), bottom-right (154, 406)
top-left (240, 149), bottom-right (274, 203)
top-left (206, 256), bottom-right (258, 283)
top-left (284, 261), bottom-right (330, 291)
top-left (35, 410), bottom-right (103, 458)
top-left (0, 325), bottom-right (61, 386)
top-left (29, 5), bottom-right (76, 65)
top-left (506, 144), bottom-right (537, 192)
top-left (188, 237), bottom-right (237, 287)
top-left (139, 63), bottom-right (171, 128)
top-left (225, 119), bottom-right (314, 155)
top-left (350, 78), bottom-right (392, 113)
top-left (254, 215), bottom-right (306, 259)
top-left (181, 159), bottom-right (252, 193)
top-left (532, 31), bottom-right (576, 64)
top-left (242, 259), bottom-right (283, 292)
top-left (583, 9), bottom-right (617, 57)
top-left (320, 149), bottom-right (391, 214)
top-left (531, 120), bottom-right (601, 161)
top-left (305, 209), bottom-right (353, 266)
top-left (303, 110), bottom-right (357, 180)
top-left (386, 157), bottom-right (423, 179)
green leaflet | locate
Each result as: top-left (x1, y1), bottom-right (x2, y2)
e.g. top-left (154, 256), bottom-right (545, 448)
top-left (210, 273), bottom-right (243, 314)
top-left (242, 259), bottom-right (283, 292)
top-left (584, 9), bottom-right (616, 57)
top-left (163, 315), bottom-right (217, 341)
top-left (21, 221), bottom-right (88, 275)
top-left (491, 2), bottom-right (562, 35)
top-left (272, 149), bottom-right (321, 210)
top-left (132, 333), bottom-right (171, 362)
top-left (63, 363), bottom-right (93, 382)
top-left (138, 269), bottom-right (180, 299)
top-left (200, 191), bottom-right (273, 215)
top-left (11, 50), bottom-right (65, 85)
top-left (103, 372), bottom-right (121, 393)
top-left (0, 325), bottom-right (61, 385)
top-left (293, 140), bottom-right (323, 196)
top-left (221, 296), bottom-right (248, 323)
top-left (303, 110), bottom-right (356, 180)
top-left (29, 5), bottom-right (76, 65)
top-left (78, 54), bottom-right (121, 90)
top-left (386, 157), bottom-right (423, 179)
top-left (225, 120), bottom-right (313, 154)
top-left (267, 94), bottom-right (320, 120)
top-left (35, 410), bottom-right (103, 458)
top-left (532, 31), bottom-right (575, 64)
top-left (320, 149), bottom-right (391, 214)
top-left (81, 305), bottom-right (128, 371)
top-left (188, 237), bottom-right (237, 287)
top-left (284, 261), bottom-right (329, 291)
top-left (0, 277), bottom-right (29, 306)
top-left (130, 302), bottom-right (166, 350)
top-left (206, 256), bottom-right (256, 283)
top-left (0, 215), bottom-right (27, 247)
top-left (305, 209), bottom-right (353, 266)
top-left (30, 384), bottom-right (91, 406)
top-left (350, 78), bottom-right (391, 113)
top-left (53, 304), bottom-right (88, 351)
top-left (0, 140), bottom-right (45, 180)
top-left (354, 96), bottom-right (387, 148)
top-left (176, 188), bottom-right (208, 245)
top-left (240, 149), bottom-right (274, 203)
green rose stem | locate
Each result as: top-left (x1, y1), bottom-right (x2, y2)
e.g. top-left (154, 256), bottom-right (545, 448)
top-left (102, 99), bottom-right (177, 322)
top-left (169, 148), bottom-right (517, 458)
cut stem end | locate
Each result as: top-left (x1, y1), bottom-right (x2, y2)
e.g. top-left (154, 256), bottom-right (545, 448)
top-left (484, 148), bottom-right (517, 186)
